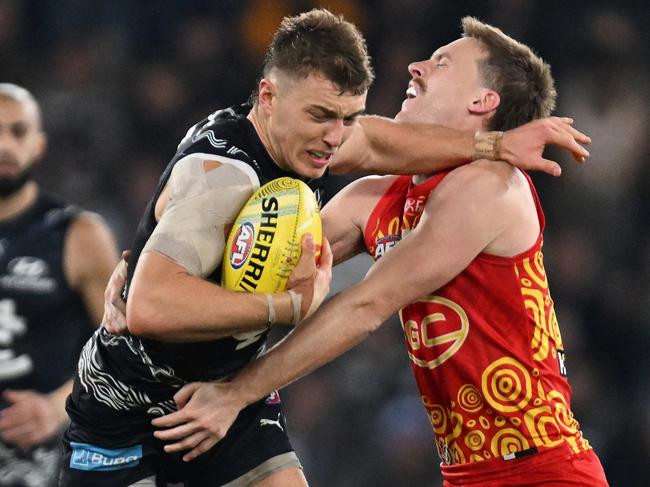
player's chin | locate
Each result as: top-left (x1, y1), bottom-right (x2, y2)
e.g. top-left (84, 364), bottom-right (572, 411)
top-left (394, 109), bottom-right (410, 122)
top-left (298, 163), bottom-right (329, 180)
top-left (0, 165), bottom-right (20, 177)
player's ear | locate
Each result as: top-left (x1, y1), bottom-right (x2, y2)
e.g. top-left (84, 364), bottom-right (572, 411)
top-left (33, 132), bottom-right (48, 161)
top-left (468, 88), bottom-right (500, 115)
top-left (257, 78), bottom-right (276, 114)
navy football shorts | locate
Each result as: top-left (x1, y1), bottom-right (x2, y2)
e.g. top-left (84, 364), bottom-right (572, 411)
top-left (58, 393), bottom-right (301, 487)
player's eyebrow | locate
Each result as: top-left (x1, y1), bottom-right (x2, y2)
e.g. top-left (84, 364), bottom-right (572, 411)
top-left (432, 51), bottom-right (451, 61)
top-left (308, 105), bottom-right (365, 120)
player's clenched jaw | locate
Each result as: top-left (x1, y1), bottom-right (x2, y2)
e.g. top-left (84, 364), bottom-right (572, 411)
top-left (246, 8), bottom-right (373, 179)
top-left (252, 70), bottom-right (366, 180)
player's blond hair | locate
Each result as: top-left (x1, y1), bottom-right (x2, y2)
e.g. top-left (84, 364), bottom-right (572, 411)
top-left (462, 17), bottom-right (556, 131)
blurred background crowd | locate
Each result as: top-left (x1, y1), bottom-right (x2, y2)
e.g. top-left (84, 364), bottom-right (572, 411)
top-left (2, 0), bottom-right (648, 485)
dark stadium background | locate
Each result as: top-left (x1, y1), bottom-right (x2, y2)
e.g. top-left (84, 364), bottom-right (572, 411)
top-left (3, 0), bottom-right (648, 485)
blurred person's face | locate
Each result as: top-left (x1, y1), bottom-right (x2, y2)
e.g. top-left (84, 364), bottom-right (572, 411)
top-left (0, 97), bottom-right (46, 197)
top-left (396, 37), bottom-right (498, 131)
top-left (256, 70), bottom-right (366, 179)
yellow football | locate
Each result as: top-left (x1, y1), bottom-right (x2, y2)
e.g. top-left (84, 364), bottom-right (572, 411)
top-left (222, 177), bottom-right (322, 293)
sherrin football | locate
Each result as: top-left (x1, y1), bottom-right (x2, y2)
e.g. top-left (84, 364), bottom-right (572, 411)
top-left (222, 177), bottom-right (322, 293)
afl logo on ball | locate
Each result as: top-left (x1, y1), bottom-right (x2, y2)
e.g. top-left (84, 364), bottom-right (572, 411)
top-left (230, 222), bottom-right (255, 269)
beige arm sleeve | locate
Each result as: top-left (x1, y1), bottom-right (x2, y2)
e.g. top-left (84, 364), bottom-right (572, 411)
top-left (143, 153), bottom-right (260, 277)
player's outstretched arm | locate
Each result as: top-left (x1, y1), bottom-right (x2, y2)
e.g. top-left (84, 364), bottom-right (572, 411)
top-left (331, 115), bottom-right (590, 177)
top-left (229, 163), bottom-right (512, 399)
top-left (152, 163), bottom-right (516, 460)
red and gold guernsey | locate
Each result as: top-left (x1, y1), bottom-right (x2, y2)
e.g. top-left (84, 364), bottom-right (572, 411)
top-left (364, 172), bottom-right (592, 469)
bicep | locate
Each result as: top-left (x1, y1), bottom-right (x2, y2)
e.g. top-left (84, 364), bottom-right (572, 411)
top-left (322, 175), bottom-right (396, 265)
top-left (65, 213), bottom-right (120, 324)
top-left (359, 171), bottom-right (506, 317)
top-left (322, 196), bottom-right (364, 266)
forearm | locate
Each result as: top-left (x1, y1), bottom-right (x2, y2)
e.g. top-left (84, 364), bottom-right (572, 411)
top-left (232, 284), bottom-right (384, 406)
top-left (333, 116), bottom-right (474, 175)
top-left (127, 254), bottom-right (295, 341)
top-left (49, 379), bottom-right (73, 427)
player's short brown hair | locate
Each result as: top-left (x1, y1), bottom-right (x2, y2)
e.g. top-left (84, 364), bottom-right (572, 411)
top-left (462, 17), bottom-right (556, 131)
top-left (262, 8), bottom-right (374, 96)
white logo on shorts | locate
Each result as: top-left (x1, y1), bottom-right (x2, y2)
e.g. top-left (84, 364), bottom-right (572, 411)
top-left (260, 413), bottom-right (284, 431)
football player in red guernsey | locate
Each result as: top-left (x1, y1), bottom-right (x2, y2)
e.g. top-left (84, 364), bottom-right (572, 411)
top-left (140, 16), bottom-right (607, 487)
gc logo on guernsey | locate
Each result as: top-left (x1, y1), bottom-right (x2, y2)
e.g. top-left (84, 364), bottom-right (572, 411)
top-left (400, 296), bottom-right (469, 369)
top-left (69, 442), bottom-right (143, 471)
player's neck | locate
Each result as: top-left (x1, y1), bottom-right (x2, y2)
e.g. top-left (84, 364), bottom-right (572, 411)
top-left (0, 181), bottom-right (38, 222)
top-left (247, 106), bottom-right (290, 172)
top-left (410, 119), bottom-right (487, 185)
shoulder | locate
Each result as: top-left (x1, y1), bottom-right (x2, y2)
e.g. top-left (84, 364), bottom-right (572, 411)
top-left (177, 106), bottom-right (254, 159)
top-left (335, 175), bottom-right (400, 200)
top-left (155, 152), bottom-right (260, 222)
top-left (418, 161), bottom-right (526, 232)
top-left (448, 158), bottom-right (512, 182)
top-left (64, 211), bottom-right (118, 284)
top-left (171, 152), bottom-right (261, 191)
top-left (421, 161), bottom-right (537, 250)
top-left (65, 211), bottom-right (116, 258)
top-left (434, 159), bottom-right (526, 201)
top-left (67, 209), bottom-right (111, 234)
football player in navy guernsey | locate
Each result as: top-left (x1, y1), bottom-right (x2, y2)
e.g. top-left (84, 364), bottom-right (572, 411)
top-left (0, 83), bottom-right (118, 487)
top-left (72, 9), bottom-right (590, 487)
